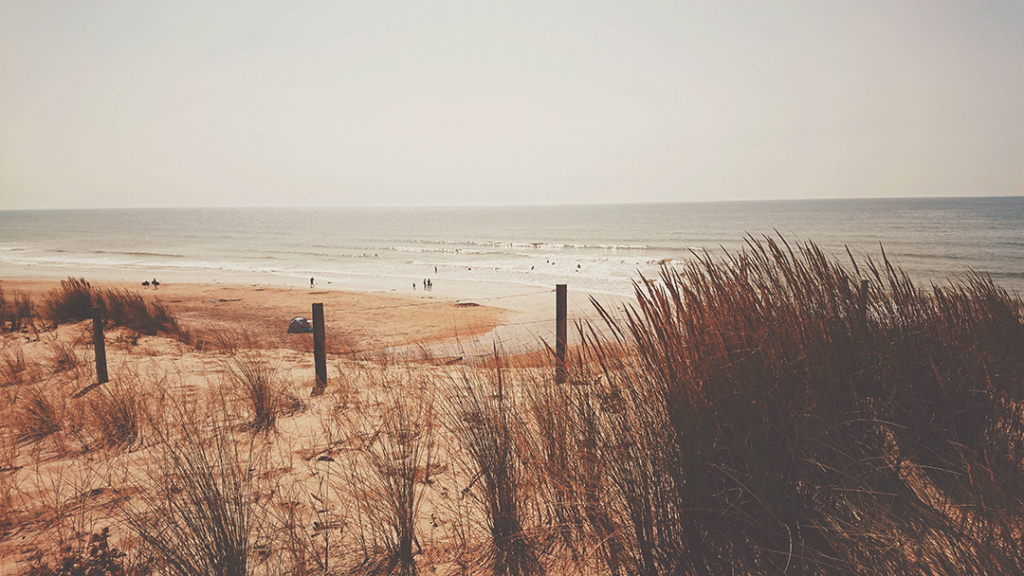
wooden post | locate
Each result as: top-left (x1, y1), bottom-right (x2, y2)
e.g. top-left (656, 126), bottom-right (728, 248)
top-left (312, 303), bottom-right (327, 395)
top-left (555, 284), bottom-right (567, 385)
top-left (91, 306), bottom-right (108, 384)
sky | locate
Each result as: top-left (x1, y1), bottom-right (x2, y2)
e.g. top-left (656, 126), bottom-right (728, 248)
top-left (1, 1), bottom-right (1022, 210)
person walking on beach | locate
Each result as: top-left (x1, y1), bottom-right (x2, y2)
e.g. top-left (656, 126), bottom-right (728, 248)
top-left (310, 277), bottom-right (314, 288)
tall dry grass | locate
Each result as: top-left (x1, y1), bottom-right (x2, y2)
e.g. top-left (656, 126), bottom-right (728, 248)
top-left (342, 377), bottom-right (436, 576)
top-left (1, 341), bottom-right (30, 386)
top-left (444, 354), bottom-right (545, 576)
top-left (545, 236), bottom-right (1024, 575)
top-left (119, 398), bottom-right (268, 576)
top-left (103, 288), bottom-right (181, 337)
top-left (42, 277), bottom-right (181, 338)
top-left (86, 380), bottom-right (142, 451)
top-left (0, 429), bottom-right (19, 540)
top-left (2, 252), bottom-right (1020, 575)
top-left (225, 354), bottom-right (298, 434)
top-left (15, 386), bottom-right (63, 443)
top-left (0, 286), bottom-right (37, 332)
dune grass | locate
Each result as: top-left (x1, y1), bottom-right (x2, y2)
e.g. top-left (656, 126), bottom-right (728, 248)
top-left (118, 398), bottom-right (267, 576)
top-left (1, 342), bottom-right (29, 386)
top-left (342, 375), bottom-right (436, 576)
top-left (226, 355), bottom-right (287, 434)
top-left (86, 381), bottom-right (142, 451)
top-left (444, 354), bottom-right (545, 576)
top-left (15, 387), bottom-right (62, 443)
top-left (0, 286), bottom-right (37, 333)
top-left (556, 236), bottom-right (1024, 575)
top-left (42, 277), bottom-right (181, 338)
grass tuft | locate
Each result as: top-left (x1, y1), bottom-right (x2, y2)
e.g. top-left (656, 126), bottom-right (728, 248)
top-left (0, 286), bottom-right (37, 332)
top-left (343, 377), bottom-right (436, 576)
top-left (120, 400), bottom-right (266, 576)
top-left (44, 277), bottom-right (97, 326)
top-left (87, 382), bottom-right (142, 451)
top-left (16, 388), bottom-right (62, 443)
top-left (226, 354), bottom-right (300, 434)
top-left (1, 342), bottom-right (29, 386)
top-left (444, 352), bottom-right (545, 576)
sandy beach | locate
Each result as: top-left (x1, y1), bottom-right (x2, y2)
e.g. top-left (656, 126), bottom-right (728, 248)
top-left (0, 274), bottom-right (622, 354)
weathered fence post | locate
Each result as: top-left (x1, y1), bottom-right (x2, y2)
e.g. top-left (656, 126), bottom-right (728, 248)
top-left (556, 284), bottom-right (567, 385)
top-left (91, 306), bottom-right (108, 384)
top-left (312, 302), bottom-right (327, 395)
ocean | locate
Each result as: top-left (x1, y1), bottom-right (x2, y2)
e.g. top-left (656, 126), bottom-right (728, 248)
top-left (1, 197), bottom-right (1021, 298)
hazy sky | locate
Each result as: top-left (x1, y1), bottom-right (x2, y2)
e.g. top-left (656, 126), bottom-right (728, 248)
top-left (2, 1), bottom-right (1021, 210)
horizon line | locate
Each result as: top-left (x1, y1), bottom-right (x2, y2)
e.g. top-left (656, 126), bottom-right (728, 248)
top-left (3, 194), bottom-right (1020, 213)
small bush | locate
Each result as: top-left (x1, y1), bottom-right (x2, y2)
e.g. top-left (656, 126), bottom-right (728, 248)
top-left (44, 278), bottom-right (97, 326)
top-left (16, 388), bottom-right (62, 442)
top-left (0, 286), bottom-right (37, 332)
top-left (88, 383), bottom-right (141, 451)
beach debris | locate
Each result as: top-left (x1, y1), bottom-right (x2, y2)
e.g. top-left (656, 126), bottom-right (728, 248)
top-left (287, 316), bottom-right (313, 333)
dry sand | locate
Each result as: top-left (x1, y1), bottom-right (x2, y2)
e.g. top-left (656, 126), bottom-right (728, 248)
top-left (0, 276), bottom-right (621, 355)
top-left (0, 276), bottom-right (628, 574)
top-left (2, 278), bottom-right (510, 349)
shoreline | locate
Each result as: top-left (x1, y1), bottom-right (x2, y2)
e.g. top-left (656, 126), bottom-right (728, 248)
top-left (0, 271), bottom-right (627, 355)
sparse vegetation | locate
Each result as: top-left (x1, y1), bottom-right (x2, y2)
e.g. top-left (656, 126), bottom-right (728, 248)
top-left (24, 527), bottom-right (127, 576)
top-left (0, 430), bottom-right (19, 539)
top-left (343, 376), bottom-right (436, 576)
top-left (1, 342), bottom-right (29, 386)
top-left (44, 333), bottom-right (84, 375)
top-left (226, 354), bottom-right (303, 434)
top-left (119, 400), bottom-right (267, 576)
top-left (445, 357), bottom-right (545, 576)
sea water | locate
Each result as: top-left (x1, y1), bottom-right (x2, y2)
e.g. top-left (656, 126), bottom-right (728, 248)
top-left (1, 197), bottom-right (1021, 298)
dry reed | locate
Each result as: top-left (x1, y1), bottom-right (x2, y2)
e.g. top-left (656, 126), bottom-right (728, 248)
top-left (119, 398), bottom-right (267, 576)
top-left (559, 236), bottom-right (1024, 575)
top-left (444, 353), bottom-right (545, 576)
